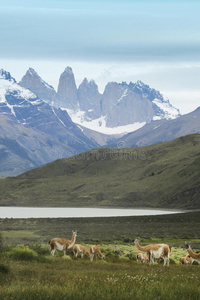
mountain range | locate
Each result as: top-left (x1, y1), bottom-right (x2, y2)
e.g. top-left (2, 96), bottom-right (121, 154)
top-left (0, 67), bottom-right (199, 177)
top-left (19, 66), bottom-right (180, 134)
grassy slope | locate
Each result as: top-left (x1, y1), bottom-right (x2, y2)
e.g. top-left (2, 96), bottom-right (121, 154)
top-left (0, 134), bottom-right (200, 208)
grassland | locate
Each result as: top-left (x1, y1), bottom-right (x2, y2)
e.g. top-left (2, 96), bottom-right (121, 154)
top-left (0, 251), bottom-right (200, 300)
top-left (0, 134), bottom-right (200, 209)
top-left (0, 211), bottom-right (200, 299)
top-left (0, 134), bottom-right (200, 298)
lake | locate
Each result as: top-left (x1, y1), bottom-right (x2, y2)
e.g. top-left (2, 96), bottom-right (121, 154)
top-left (0, 207), bottom-right (182, 219)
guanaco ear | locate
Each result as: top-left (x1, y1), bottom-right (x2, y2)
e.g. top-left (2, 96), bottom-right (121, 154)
top-left (185, 241), bottom-right (190, 249)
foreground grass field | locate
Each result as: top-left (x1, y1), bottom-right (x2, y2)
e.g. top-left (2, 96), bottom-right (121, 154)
top-left (0, 245), bottom-right (200, 300)
top-left (0, 211), bottom-right (200, 299)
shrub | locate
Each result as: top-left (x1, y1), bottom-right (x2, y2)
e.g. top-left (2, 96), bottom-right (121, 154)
top-left (0, 263), bottom-right (10, 274)
top-left (36, 255), bottom-right (53, 263)
top-left (0, 233), bottom-right (3, 254)
top-left (30, 244), bottom-right (49, 256)
top-left (6, 246), bottom-right (38, 261)
top-left (169, 258), bottom-right (176, 264)
top-left (123, 238), bottom-right (131, 243)
top-left (104, 250), bottom-right (120, 257)
top-left (119, 256), bottom-right (130, 262)
top-left (125, 252), bottom-right (136, 261)
top-left (67, 248), bottom-right (74, 257)
top-left (62, 255), bottom-right (72, 260)
top-left (104, 249), bottom-right (123, 258)
top-left (192, 260), bottom-right (199, 265)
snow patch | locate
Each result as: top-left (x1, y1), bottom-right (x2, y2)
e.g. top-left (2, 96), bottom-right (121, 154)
top-left (63, 108), bottom-right (146, 135)
top-left (51, 107), bottom-right (66, 128)
top-left (153, 98), bottom-right (180, 120)
top-left (0, 78), bottom-right (41, 103)
top-left (6, 102), bottom-right (16, 117)
top-left (117, 89), bottom-right (128, 103)
top-left (153, 125), bottom-right (161, 130)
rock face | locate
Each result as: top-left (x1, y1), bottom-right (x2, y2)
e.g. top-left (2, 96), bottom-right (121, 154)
top-left (56, 69), bottom-right (180, 129)
top-left (56, 67), bottom-right (78, 110)
top-left (101, 82), bottom-right (154, 127)
top-left (19, 68), bottom-right (56, 104)
top-left (0, 69), bottom-right (98, 176)
top-left (78, 78), bottom-right (102, 119)
top-left (19, 66), bottom-right (180, 133)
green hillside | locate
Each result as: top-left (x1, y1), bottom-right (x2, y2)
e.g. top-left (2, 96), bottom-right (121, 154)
top-left (0, 134), bottom-right (200, 209)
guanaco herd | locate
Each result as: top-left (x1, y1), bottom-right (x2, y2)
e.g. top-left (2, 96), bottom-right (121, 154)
top-left (48, 231), bottom-right (200, 265)
top-left (49, 231), bottom-right (104, 261)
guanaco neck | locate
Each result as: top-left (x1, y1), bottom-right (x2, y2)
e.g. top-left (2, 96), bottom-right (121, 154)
top-left (135, 241), bottom-right (150, 253)
top-left (68, 233), bottom-right (77, 249)
top-left (86, 250), bottom-right (90, 257)
top-left (188, 246), bottom-right (200, 259)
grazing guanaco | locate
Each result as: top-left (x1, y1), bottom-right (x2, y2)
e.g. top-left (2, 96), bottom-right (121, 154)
top-left (90, 245), bottom-right (105, 261)
top-left (179, 254), bottom-right (194, 265)
top-left (136, 253), bottom-right (149, 263)
top-left (134, 239), bottom-right (171, 266)
top-left (73, 244), bottom-right (90, 259)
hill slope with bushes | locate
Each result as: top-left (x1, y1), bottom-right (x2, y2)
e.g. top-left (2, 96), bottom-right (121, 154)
top-left (0, 134), bottom-right (199, 209)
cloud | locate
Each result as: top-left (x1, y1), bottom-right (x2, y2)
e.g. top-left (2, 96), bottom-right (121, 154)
top-left (0, 1), bottom-right (199, 115)
top-left (0, 1), bottom-right (200, 63)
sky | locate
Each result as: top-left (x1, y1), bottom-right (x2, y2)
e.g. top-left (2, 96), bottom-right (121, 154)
top-left (0, 0), bottom-right (200, 114)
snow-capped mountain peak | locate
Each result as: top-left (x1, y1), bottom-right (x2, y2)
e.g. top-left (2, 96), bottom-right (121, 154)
top-left (17, 66), bottom-right (181, 135)
top-left (0, 72), bottom-right (44, 122)
top-left (0, 68), bottom-right (99, 177)
top-left (128, 80), bottom-right (164, 101)
top-left (27, 67), bottom-right (37, 75)
top-left (0, 69), bottom-right (16, 83)
top-left (19, 68), bottom-right (56, 104)
top-left (20, 68), bottom-right (55, 91)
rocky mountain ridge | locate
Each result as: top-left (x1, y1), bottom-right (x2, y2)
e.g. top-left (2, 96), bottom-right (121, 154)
top-left (19, 67), bottom-right (180, 133)
top-left (1, 67), bottom-right (199, 178)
